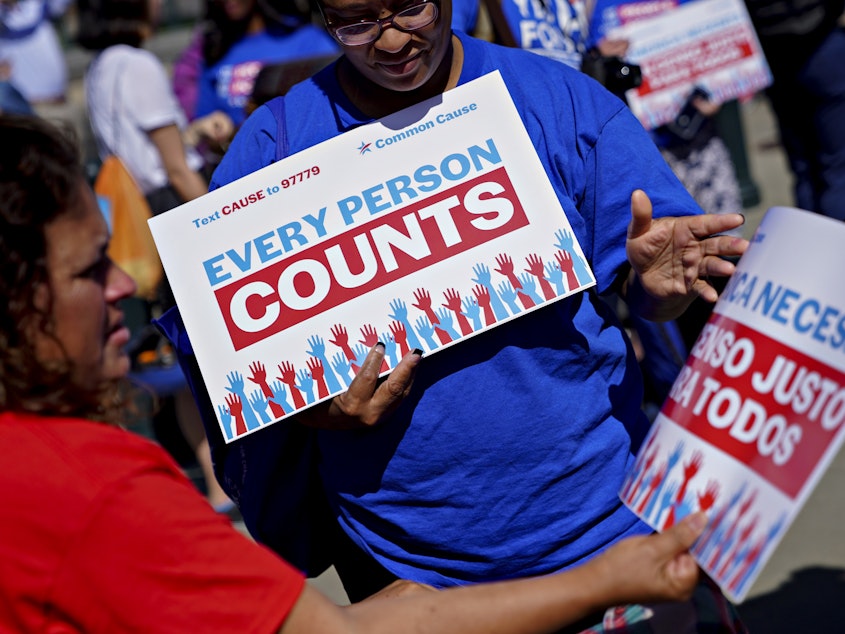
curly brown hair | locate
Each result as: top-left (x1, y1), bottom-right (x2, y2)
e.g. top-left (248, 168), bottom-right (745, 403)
top-left (0, 115), bottom-right (128, 421)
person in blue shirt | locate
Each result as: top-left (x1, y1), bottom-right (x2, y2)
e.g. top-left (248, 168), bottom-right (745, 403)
top-left (192, 0), bottom-right (340, 128)
top-left (161, 0), bottom-right (749, 629)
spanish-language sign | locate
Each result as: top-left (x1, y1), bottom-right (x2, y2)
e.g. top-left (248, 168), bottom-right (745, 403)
top-left (149, 71), bottom-right (595, 443)
top-left (620, 207), bottom-right (845, 603)
top-left (601, 0), bottom-right (772, 129)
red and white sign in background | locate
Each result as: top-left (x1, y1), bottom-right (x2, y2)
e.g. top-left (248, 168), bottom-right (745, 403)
top-left (610, 0), bottom-right (772, 129)
top-left (621, 207), bottom-right (845, 602)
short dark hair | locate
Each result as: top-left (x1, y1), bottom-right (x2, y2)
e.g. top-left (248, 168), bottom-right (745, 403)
top-left (76, 0), bottom-right (149, 50)
top-left (0, 115), bottom-right (125, 420)
top-left (202, 0), bottom-right (315, 65)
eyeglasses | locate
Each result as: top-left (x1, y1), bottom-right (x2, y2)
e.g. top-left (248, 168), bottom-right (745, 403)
top-left (323, 0), bottom-right (440, 46)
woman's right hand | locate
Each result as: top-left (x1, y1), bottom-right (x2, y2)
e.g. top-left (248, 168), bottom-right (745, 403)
top-left (186, 110), bottom-right (234, 149)
top-left (296, 344), bottom-right (422, 430)
top-left (586, 512), bottom-right (707, 606)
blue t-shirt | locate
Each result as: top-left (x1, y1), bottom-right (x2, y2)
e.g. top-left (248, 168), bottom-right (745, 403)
top-left (204, 31), bottom-right (701, 586)
top-left (452, 0), bottom-right (480, 34)
top-left (196, 25), bottom-right (339, 126)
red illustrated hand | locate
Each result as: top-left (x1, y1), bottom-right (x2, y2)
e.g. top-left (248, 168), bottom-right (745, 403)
top-left (307, 357), bottom-right (329, 398)
top-left (525, 253), bottom-right (555, 300)
top-left (555, 249), bottom-right (579, 291)
top-left (359, 323), bottom-right (379, 347)
top-left (277, 361), bottom-right (305, 409)
top-left (494, 253), bottom-right (522, 289)
top-left (413, 288), bottom-right (439, 324)
top-left (330, 324), bottom-right (355, 361)
top-left (389, 320), bottom-right (409, 356)
top-left (225, 393), bottom-right (247, 436)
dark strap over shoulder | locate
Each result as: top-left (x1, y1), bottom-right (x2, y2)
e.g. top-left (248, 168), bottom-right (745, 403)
top-left (267, 96), bottom-right (289, 161)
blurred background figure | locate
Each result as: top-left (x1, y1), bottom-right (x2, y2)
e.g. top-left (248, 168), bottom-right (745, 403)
top-left (172, 0), bottom-right (339, 133)
top-left (744, 0), bottom-right (845, 221)
top-left (0, 0), bottom-right (70, 113)
top-left (76, 0), bottom-right (237, 517)
top-left (0, 75), bottom-right (33, 114)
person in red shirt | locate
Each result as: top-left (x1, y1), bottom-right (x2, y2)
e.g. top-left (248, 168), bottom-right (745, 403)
top-left (0, 113), bottom-right (708, 633)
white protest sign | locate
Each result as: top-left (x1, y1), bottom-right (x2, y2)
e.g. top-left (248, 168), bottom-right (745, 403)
top-left (620, 207), bottom-right (845, 602)
top-left (149, 71), bottom-right (595, 443)
top-left (608, 0), bottom-right (772, 129)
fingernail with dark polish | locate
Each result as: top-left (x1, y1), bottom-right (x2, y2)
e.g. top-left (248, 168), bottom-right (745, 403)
top-left (412, 348), bottom-right (423, 356)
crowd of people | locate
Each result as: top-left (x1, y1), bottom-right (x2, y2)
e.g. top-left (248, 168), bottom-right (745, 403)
top-left (1, 0), bottom-right (843, 630)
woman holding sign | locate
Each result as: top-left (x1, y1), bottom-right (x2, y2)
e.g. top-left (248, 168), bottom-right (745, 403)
top-left (163, 0), bottom-right (750, 630)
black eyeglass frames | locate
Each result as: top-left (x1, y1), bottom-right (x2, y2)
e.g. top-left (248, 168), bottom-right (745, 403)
top-left (322, 0), bottom-right (440, 46)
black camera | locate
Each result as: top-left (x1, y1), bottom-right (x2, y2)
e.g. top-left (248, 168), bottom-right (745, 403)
top-left (664, 86), bottom-right (711, 141)
top-left (581, 50), bottom-right (643, 99)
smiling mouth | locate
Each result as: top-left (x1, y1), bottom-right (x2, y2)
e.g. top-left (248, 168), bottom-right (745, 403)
top-left (377, 51), bottom-right (423, 76)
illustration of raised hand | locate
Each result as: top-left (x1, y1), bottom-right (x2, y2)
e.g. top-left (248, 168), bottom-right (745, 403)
top-left (545, 260), bottom-right (565, 295)
top-left (472, 262), bottom-right (492, 286)
top-left (224, 393), bottom-right (247, 436)
top-left (554, 229), bottom-right (593, 285)
top-left (674, 495), bottom-right (695, 525)
top-left (352, 343), bottom-right (369, 372)
top-left (248, 389), bottom-right (272, 424)
top-left (306, 357), bottom-right (329, 399)
top-left (295, 368), bottom-right (315, 404)
top-left (226, 371), bottom-right (259, 430)
top-left (329, 324), bottom-right (356, 361)
top-left (462, 296), bottom-right (482, 330)
top-left (497, 280), bottom-right (521, 315)
top-left (247, 361), bottom-right (268, 390)
top-left (657, 481), bottom-right (678, 526)
top-left (414, 315), bottom-right (438, 350)
top-left (667, 442), bottom-right (685, 473)
top-left (665, 450), bottom-right (703, 527)
top-left (389, 297), bottom-right (423, 351)
top-left (697, 480), bottom-right (720, 513)
top-left (247, 360), bottom-right (284, 417)
top-left (331, 352), bottom-right (353, 386)
top-left (307, 334), bottom-right (342, 393)
top-left (381, 333), bottom-right (398, 368)
top-left (554, 228), bottom-right (575, 253)
top-left (389, 320), bottom-right (410, 356)
top-left (717, 515), bottom-right (760, 580)
top-left (525, 253), bottom-right (555, 300)
top-left (434, 308), bottom-right (457, 343)
top-left (494, 253), bottom-right (522, 289)
top-left (639, 464), bottom-right (666, 517)
top-left (357, 325), bottom-right (388, 372)
top-left (359, 323), bottom-right (379, 347)
top-left (473, 262), bottom-right (507, 320)
top-left (217, 404), bottom-right (234, 440)
top-left (413, 287), bottom-right (440, 325)
top-left (276, 361), bottom-right (306, 409)
top-left (622, 444), bottom-right (658, 501)
top-left (555, 249), bottom-right (579, 292)
top-left (472, 284), bottom-right (496, 326)
top-left (269, 380), bottom-right (292, 413)
top-left (517, 272), bottom-right (541, 306)
top-left (442, 288), bottom-right (472, 335)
